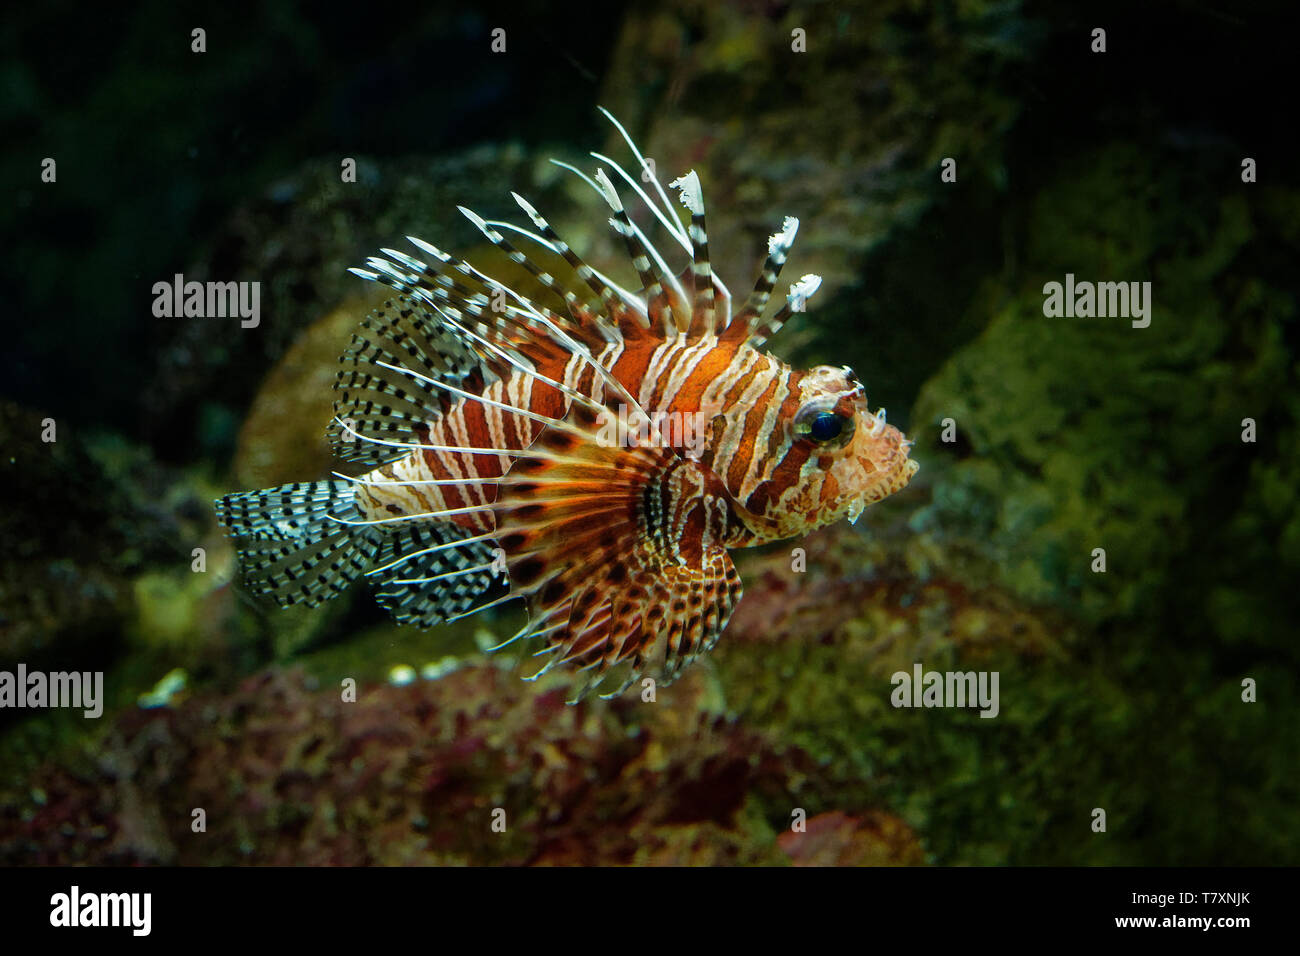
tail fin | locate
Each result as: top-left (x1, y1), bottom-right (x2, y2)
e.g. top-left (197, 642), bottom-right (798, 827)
top-left (214, 480), bottom-right (383, 608)
top-left (215, 479), bottom-right (512, 623)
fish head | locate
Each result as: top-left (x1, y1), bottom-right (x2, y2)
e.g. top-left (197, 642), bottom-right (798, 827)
top-left (768, 364), bottom-right (918, 535)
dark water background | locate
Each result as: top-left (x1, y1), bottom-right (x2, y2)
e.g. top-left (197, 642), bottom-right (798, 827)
top-left (1, 0), bottom-right (1295, 865)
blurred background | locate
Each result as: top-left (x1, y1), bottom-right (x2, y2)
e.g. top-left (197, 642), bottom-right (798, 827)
top-left (1, 0), bottom-right (1296, 865)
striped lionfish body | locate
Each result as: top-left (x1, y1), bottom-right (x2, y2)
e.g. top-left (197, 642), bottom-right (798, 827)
top-left (216, 109), bottom-right (919, 701)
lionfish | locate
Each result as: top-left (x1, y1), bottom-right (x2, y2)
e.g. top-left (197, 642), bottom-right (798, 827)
top-left (215, 109), bottom-right (918, 701)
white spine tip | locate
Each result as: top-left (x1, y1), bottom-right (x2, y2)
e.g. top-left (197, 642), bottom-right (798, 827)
top-left (406, 236), bottom-right (448, 261)
top-left (768, 216), bottom-right (800, 253)
top-left (788, 273), bottom-right (822, 310)
top-left (456, 205), bottom-right (485, 228)
top-left (510, 191), bottom-right (541, 221)
top-left (593, 168), bottom-right (622, 210)
top-left (668, 170), bottom-right (704, 215)
top-left (458, 206), bottom-right (501, 241)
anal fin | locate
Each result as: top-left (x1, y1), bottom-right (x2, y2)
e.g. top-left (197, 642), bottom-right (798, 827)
top-left (369, 522), bottom-right (510, 628)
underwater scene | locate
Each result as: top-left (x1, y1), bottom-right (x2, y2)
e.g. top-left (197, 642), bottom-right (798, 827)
top-left (1, 0), bottom-right (1296, 873)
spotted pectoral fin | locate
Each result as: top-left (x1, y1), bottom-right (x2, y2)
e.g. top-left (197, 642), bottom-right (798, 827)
top-left (490, 402), bottom-right (742, 702)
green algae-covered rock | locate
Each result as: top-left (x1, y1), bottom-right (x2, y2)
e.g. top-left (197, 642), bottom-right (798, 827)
top-left (912, 144), bottom-right (1295, 629)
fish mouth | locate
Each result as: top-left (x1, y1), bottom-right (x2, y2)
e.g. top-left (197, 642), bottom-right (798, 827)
top-left (886, 436), bottom-right (919, 483)
top-left (845, 445), bottom-right (919, 525)
top-left (891, 454), bottom-right (921, 493)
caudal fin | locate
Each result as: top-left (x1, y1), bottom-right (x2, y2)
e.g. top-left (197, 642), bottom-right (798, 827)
top-left (214, 480), bottom-right (383, 607)
top-left (215, 479), bottom-right (512, 624)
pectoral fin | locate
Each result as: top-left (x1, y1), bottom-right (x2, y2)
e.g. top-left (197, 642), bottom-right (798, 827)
top-left (491, 402), bottom-right (742, 702)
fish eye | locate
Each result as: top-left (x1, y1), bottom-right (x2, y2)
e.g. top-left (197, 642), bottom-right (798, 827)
top-left (810, 412), bottom-right (843, 442)
top-left (795, 402), bottom-right (855, 448)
